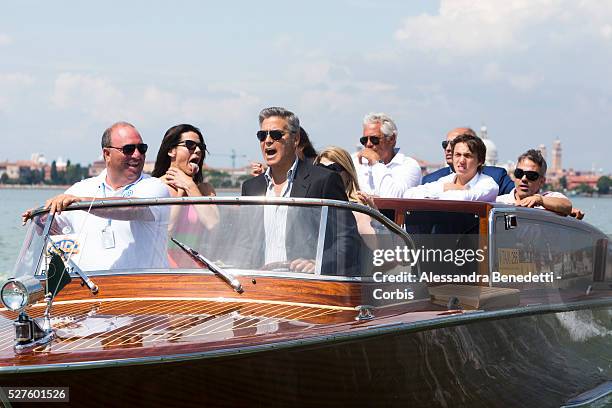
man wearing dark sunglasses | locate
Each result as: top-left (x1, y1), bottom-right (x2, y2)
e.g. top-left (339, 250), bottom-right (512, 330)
top-left (242, 107), bottom-right (358, 274)
top-left (422, 127), bottom-right (514, 195)
top-left (22, 121), bottom-right (171, 270)
top-left (496, 149), bottom-right (572, 215)
top-left (351, 112), bottom-right (421, 198)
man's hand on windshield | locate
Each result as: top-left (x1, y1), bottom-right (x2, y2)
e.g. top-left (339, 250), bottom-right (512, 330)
top-left (21, 208), bottom-right (34, 225)
top-left (290, 258), bottom-right (316, 273)
top-left (516, 194), bottom-right (543, 208)
top-left (44, 194), bottom-right (83, 215)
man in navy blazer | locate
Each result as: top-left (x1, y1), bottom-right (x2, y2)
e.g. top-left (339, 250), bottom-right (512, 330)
top-left (421, 127), bottom-right (514, 195)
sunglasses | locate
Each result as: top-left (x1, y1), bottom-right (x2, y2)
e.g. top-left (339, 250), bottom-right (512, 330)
top-left (442, 134), bottom-right (473, 150)
top-left (107, 143), bottom-right (148, 155)
top-left (359, 136), bottom-right (380, 146)
top-left (514, 168), bottom-right (541, 181)
top-left (256, 130), bottom-right (285, 142)
top-left (176, 140), bottom-right (206, 152)
top-left (317, 162), bottom-right (344, 173)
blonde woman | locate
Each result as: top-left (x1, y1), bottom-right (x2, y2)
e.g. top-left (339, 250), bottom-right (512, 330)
top-left (314, 146), bottom-right (377, 235)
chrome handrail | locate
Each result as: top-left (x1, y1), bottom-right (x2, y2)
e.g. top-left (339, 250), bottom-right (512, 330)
top-left (29, 196), bottom-right (415, 247)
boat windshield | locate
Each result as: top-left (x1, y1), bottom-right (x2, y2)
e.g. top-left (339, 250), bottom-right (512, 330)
top-left (11, 199), bottom-right (410, 279)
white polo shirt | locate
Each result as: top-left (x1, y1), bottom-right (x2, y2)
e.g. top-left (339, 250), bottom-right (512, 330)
top-left (53, 170), bottom-right (171, 271)
top-left (496, 189), bottom-right (568, 207)
top-left (352, 148), bottom-right (422, 198)
top-left (403, 172), bottom-right (499, 202)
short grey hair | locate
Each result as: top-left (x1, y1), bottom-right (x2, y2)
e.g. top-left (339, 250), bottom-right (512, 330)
top-left (258, 107), bottom-right (300, 136)
top-left (517, 149), bottom-right (547, 176)
top-left (363, 112), bottom-right (398, 139)
top-left (101, 121), bottom-right (138, 148)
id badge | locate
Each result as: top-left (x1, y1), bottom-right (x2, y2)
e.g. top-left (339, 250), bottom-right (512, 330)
top-left (101, 226), bottom-right (115, 249)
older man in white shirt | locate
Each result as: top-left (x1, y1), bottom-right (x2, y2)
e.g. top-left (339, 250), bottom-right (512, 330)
top-left (352, 112), bottom-right (421, 198)
top-left (403, 134), bottom-right (498, 201)
top-left (22, 121), bottom-right (170, 271)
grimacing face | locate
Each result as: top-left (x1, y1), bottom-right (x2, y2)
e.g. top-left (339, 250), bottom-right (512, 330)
top-left (452, 142), bottom-right (481, 181)
top-left (514, 158), bottom-right (545, 200)
top-left (259, 116), bottom-right (299, 170)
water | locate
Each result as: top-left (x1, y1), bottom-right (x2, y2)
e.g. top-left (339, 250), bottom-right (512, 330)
top-left (0, 189), bottom-right (611, 277)
top-left (0, 188), bottom-right (64, 276)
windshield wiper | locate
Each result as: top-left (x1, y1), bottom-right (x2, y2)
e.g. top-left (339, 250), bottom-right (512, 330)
top-left (48, 240), bottom-right (99, 295)
top-left (171, 237), bottom-right (243, 294)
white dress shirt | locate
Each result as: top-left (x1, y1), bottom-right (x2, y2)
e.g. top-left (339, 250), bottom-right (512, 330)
top-left (351, 148), bottom-right (422, 198)
top-left (403, 171), bottom-right (499, 202)
top-left (263, 159), bottom-right (298, 264)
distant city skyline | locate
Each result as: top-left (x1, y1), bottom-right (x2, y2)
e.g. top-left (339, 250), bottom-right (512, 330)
top-left (1, 1), bottom-right (610, 172)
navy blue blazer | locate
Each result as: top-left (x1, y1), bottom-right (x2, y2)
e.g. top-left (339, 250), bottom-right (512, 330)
top-left (421, 166), bottom-right (514, 195)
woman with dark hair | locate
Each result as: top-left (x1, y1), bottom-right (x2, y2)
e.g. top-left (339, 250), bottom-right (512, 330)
top-left (152, 124), bottom-right (215, 197)
top-left (298, 127), bottom-right (317, 160)
top-left (153, 125), bottom-right (218, 243)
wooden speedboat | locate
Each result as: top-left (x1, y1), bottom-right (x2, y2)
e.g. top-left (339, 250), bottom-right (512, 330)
top-left (0, 197), bottom-right (610, 407)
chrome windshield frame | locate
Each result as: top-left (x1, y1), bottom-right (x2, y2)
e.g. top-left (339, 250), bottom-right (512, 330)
top-left (29, 196), bottom-right (414, 245)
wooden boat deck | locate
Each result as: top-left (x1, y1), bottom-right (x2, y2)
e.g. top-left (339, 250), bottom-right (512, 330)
top-left (0, 294), bottom-right (363, 366)
top-left (0, 252), bottom-right (609, 370)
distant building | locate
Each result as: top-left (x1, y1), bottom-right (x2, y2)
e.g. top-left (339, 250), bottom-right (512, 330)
top-left (479, 125), bottom-right (498, 166)
top-left (89, 160), bottom-right (106, 177)
top-left (538, 144), bottom-right (547, 162)
top-left (551, 139), bottom-right (562, 176)
top-left (31, 153), bottom-right (47, 166)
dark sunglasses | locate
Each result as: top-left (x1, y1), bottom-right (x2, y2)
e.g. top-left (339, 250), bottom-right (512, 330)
top-left (107, 143), bottom-right (148, 155)
top-left (359, 136), bottom-right (380, 146)
top-left (317, 162), bottom-right (344, 173)
top-left (443, 134), bottom-right (474, 150)
top-left (514, 168), bottom-right (541, 181)
top-left (256, 130), bottom-right (285, 142)
top-left (176, 140), bottom-right (206, 152)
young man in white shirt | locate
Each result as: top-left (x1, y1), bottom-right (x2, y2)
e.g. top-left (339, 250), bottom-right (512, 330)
top-left (496, 149), bottom-right (572, 215)
top-left (352, 112), bottom-right (422, 198)
top-left (403, 134), bottom-right (498, 201)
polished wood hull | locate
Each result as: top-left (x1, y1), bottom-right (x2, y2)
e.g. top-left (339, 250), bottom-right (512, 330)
top-left (1, 304), bottom-right (610, 408)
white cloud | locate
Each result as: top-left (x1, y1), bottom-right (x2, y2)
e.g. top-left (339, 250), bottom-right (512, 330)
top-left (601, 24), bottom-right (612, 40)
top-left (0, 33), bottom-right (11, 46)
top-left (0, 73), bottom-right (35, 87)
top-left (51, 73), bottom-right (126, 120)
top-left (395, 0), bottom-right (612, 55)
top-left (0, 72), bottom-right (36, 113)
top-left (287, 61), bottom-right (335, 85)
top-left (51, 73), bottom-right (261, 128)
top-left (483, 62), bottom-right (539, 91)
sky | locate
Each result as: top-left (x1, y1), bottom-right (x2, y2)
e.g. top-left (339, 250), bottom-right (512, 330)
top-left (1, 0), bottom-right (611, 172)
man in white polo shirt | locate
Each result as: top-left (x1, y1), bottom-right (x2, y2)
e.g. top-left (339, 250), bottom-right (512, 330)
top-left (23, 121), bottom-right (170, 271)
top-left (496, 149), bottom-right (572, 215)
top-left (352, 112), bottom-right (422, 198)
